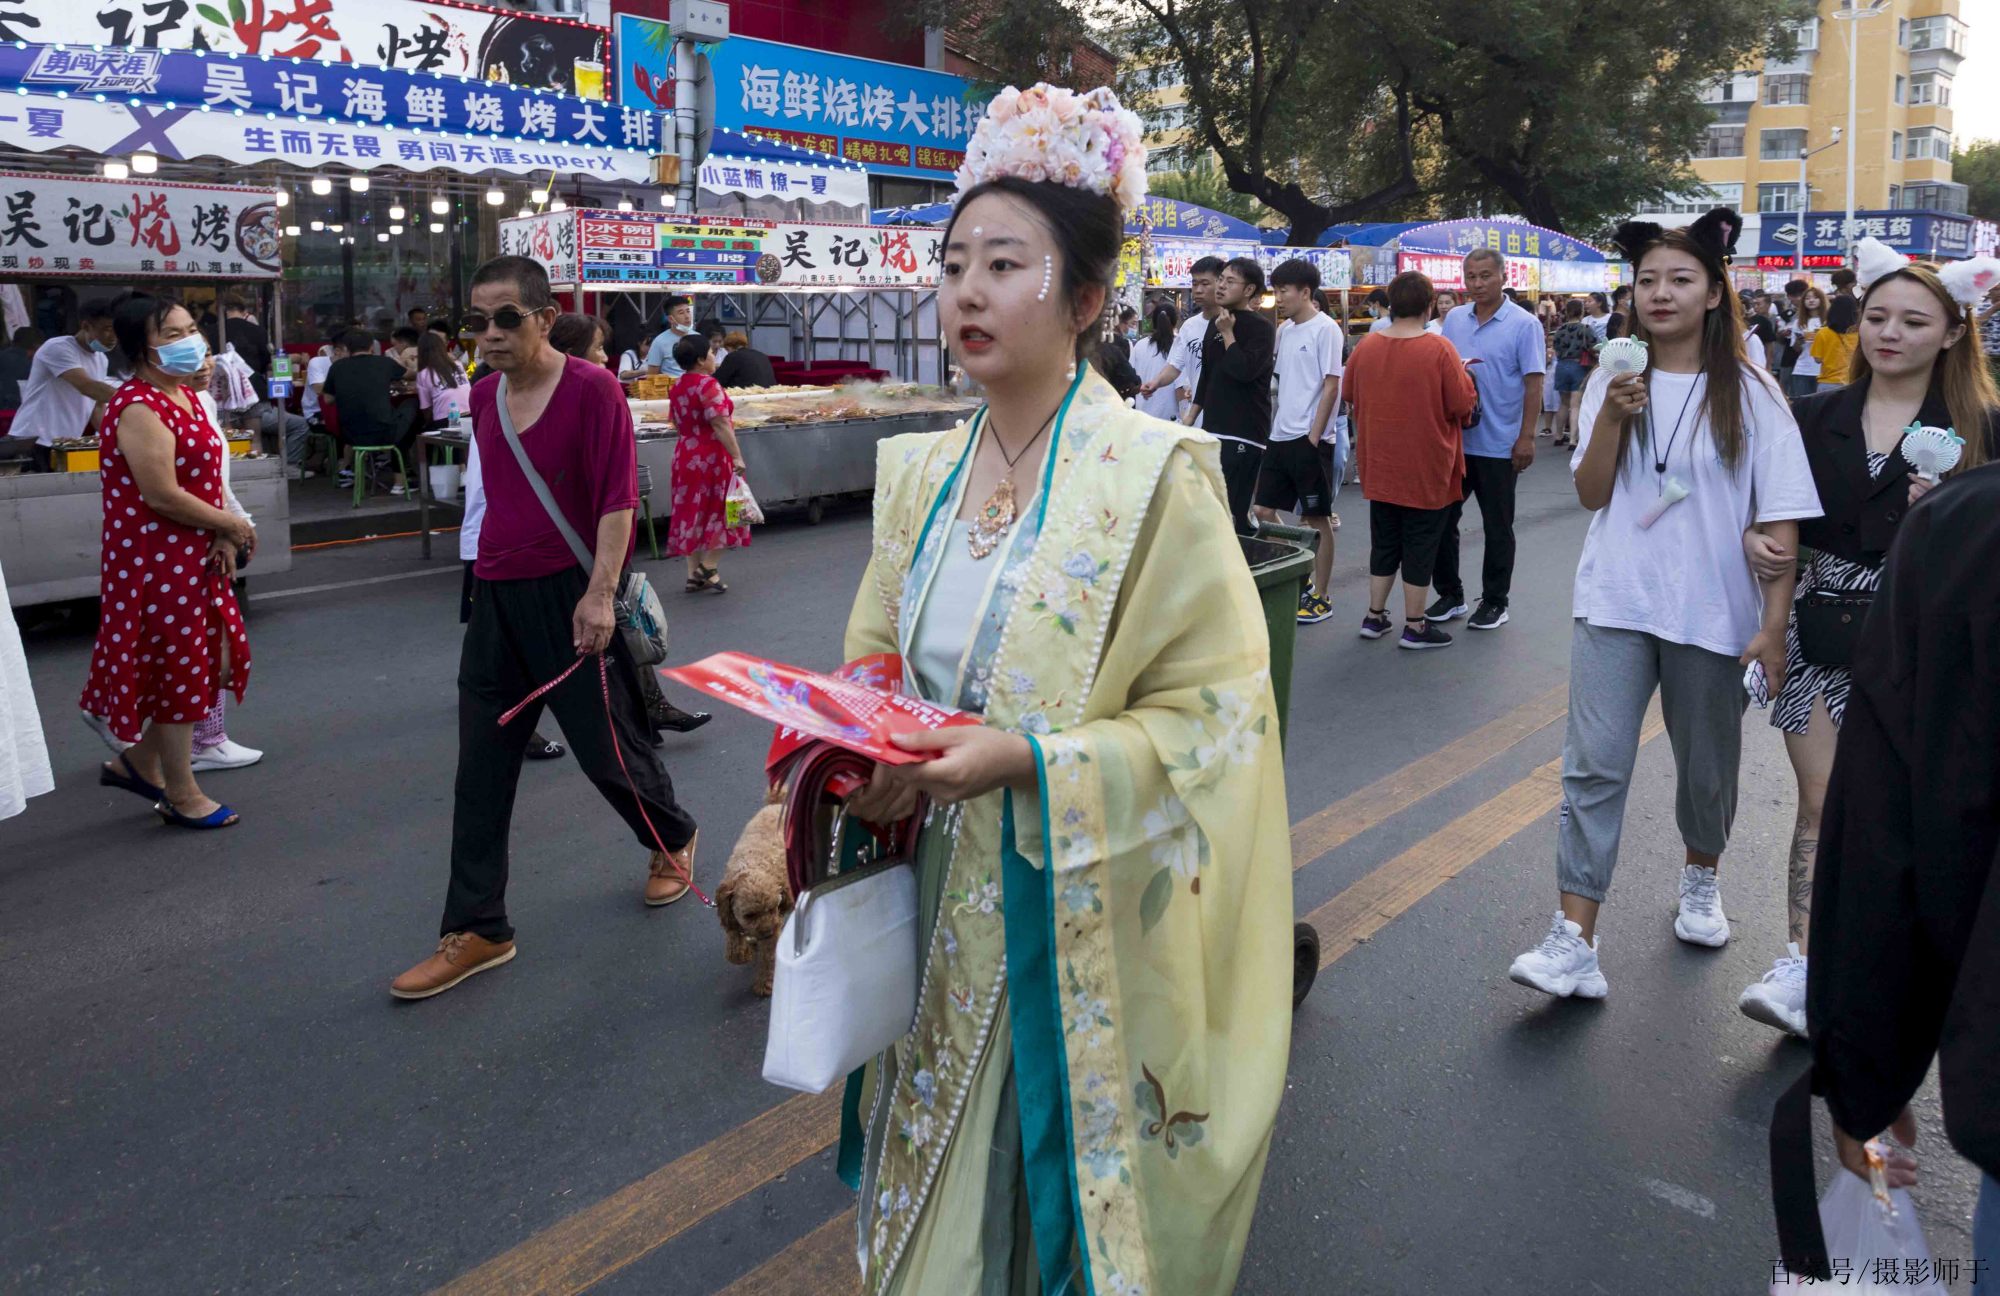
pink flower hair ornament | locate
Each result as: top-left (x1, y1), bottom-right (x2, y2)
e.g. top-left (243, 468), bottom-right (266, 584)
top-left (955, 83), bottom-right (1149, 216)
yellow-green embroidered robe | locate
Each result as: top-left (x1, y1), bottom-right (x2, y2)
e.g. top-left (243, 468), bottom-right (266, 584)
top-left (839, 368), bottom-right (1293, 1296)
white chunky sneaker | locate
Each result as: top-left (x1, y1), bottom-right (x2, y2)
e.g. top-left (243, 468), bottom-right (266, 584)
top-left (81, 710), bottom-right (132, 754)
top-left (1509, 912), bottom-right (1608, 999)
top-left (1674, 864), bottom-right (1731, 947)
top-left (1738, 943), bottom-right (1808, 1038)
top-left (191, 739), bottom-right (264, 772)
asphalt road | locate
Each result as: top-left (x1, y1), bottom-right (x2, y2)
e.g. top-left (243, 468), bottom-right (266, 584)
top-left (1, 445), bottom-right (1982, 1295)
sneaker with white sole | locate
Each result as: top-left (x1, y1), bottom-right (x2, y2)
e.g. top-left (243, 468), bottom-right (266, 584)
top-left (1738, 943), bottom-right (1808, 1038)
top-left (191, 738), bottom-right (264, 771)
top-left (1673, 864), bottom-right (1731, 947)
top-left (1425, 593), bottom-right (1469, 622)
top-left (81, 710), bottom-right (132, 754)
top-left (1509, 912), bottom-right (1608, 998)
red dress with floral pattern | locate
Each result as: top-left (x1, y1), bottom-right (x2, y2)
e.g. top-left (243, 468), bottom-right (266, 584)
top-left (79, 378), bottom-right (251, 743)
top-left (664, 371), bottom-right (751, 557)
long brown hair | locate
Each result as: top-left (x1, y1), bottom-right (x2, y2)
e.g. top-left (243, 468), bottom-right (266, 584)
top-left (1622, 229), bottom-right (1771, 472)
top-left (1846, 264), bottom-right (1995, 473)
top-left (417, 330), bottom-right (463, 390)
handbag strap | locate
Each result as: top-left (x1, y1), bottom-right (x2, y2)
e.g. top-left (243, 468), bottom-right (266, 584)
top-left (495, 373), bottom-right (595, 577)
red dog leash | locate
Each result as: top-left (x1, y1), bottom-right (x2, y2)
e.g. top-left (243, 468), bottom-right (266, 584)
top-left (501, 653), bottom-right (714, 908)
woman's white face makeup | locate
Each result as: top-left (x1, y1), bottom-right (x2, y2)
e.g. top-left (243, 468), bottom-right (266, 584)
top-left (940, 192), bottom-right (1078, 387)
top-left (1860, 277), bottom-right (1960, 381)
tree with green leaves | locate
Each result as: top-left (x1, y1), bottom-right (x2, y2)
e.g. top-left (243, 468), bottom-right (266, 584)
top-left (1953, 140), bottom-right (2000, 222)
top-left (1146, 157), bottom-right (1277, 227)
top-left (903, 0), bottom-right (1810, 242)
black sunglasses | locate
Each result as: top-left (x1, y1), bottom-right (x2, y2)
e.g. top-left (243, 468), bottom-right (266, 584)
top-left (464, 305), bottom-right (549, 332)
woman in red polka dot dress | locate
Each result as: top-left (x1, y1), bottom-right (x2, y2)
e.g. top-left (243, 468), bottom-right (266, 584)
top-left (663, 333), bottom-right (749, 592)
top-left (80, 295), bottom-right (254, 829)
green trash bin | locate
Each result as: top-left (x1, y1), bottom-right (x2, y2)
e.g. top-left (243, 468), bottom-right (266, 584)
top-left (1239, 524), bottom-right (1317, 745)
top-left (1239, 522), bottom-right (1323, 1008)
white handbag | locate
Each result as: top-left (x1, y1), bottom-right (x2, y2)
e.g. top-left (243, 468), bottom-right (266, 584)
top-left (762, 814), bottom-right (919, 1094)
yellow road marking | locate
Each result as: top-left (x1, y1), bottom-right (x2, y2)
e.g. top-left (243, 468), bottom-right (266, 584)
top-left (1307, 712), bottom-right (1666, 966)
top-left (432, 685), bottom-right (1584, 1296)
top-left (1289, 682), bottom-right (1569, 870)
top-left (711, 706), bottom-right (1664, 1296)
top-left (428, 1090), bottom-right (842, 1296)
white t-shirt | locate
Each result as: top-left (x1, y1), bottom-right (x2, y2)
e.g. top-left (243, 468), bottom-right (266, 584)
top-left (1271, 312), bottom-right (1342, 442)
top-left (1570, 367), bottom-right (1821, 657)
top-left (1790, 317), bottom-right (1823, 377)
top-left (1129, 334), bottom-right (1181, 421)
top-left (17, 335), bottom-right (108, 446)
top-left (460, 438), bottom-right (485, 562)
top-left (1369, 315), bottom-right (1441, 335)
top-left (1170, 314), bottom-right (1210, 428)
top-left (1585, 314), bottom-right (1611, 342)
top-left (1742, 329), bottom-right (1767, 371)
top-left (302, 352), bottom-right (332, 418)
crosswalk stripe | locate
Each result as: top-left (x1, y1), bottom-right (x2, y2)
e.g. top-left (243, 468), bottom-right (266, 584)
top-left (713, 1209), bottom-right (858, 1296)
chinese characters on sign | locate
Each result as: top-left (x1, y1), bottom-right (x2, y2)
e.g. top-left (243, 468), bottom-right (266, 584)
top-left (1759, 209), bottom-right (1975, 261)
top-left (500, 210), bottom-right (945, 289)
top-left (0, 170), bottom-right (277, 277)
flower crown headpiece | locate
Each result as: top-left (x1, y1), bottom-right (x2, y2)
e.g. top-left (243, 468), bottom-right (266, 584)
top-left (955, 83), bottom-right (1148, 216)
top-left (1852, 235), bottom-right (2000, 314)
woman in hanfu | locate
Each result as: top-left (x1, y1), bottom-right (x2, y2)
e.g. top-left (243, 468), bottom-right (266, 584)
top-left (836, 84), bottom-right (1294, 1296)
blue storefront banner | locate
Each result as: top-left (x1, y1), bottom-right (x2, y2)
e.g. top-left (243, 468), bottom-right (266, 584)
top-left (1759, 209), bottom-right (1975, 260)
top-left (0, 42), bottom-right (665, 154)
top-left (1398, 218), bottom-right (1605, 264)
top-left (616, 20), bottom-right (987, 182)
top-left (1132, 196), bottom-right (1261, 242)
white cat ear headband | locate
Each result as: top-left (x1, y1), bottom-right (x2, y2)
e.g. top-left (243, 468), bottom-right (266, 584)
top-left (1853, 235), bottom-right (2000, 311)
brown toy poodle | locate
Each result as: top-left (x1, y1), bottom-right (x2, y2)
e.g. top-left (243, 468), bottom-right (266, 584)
top-left (714, 794), bottom-right (792, 996)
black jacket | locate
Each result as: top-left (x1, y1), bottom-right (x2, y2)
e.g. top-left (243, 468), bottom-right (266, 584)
top-left (1773, 463), bottom-right (2000, 1276)
top-left (714, 347), bottom-right (776, 389)
top-left (1193, 311), bottom-right (1275, 444)
top-left (1790, 377), bottom-right (1994, 567)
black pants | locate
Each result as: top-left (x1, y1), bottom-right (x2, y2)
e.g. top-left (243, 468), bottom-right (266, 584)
top-left (1432, 453), bottom-right (1517, 608)
top-left (445, 567), bottom-right (697, 941)
top-left (1368, 499), bottom-right (1453, 587)
top-left (1217, 438), bottom-right (1265, 535)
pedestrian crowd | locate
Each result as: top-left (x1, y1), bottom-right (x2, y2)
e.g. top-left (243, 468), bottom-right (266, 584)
top-left (2, 76), bottom-right (1998, 1296)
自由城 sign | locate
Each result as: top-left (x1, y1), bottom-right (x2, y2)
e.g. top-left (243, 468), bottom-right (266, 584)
top-left (616, 21), bottom-right (989, 182)
top-left (0, 171), bottom-right (279, 279)
top-left (0, 43), bottom-right (663, 151)
top-left (0, 0), bottom-right (609, 94)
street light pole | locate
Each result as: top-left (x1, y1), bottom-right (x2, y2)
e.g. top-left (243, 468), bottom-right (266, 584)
top-left (1797, 129), bottom-right (1843, 278)
top-left (1831, 2), bottom-right (1889, 256)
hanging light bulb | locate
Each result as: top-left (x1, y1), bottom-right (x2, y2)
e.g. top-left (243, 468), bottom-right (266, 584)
top-left (388, 203), bottom-right (405, 220)
top-left (349, 175), bottom-right (369, 193)
top-left (515, 206), bottom-right (532, 219)
top-left (617, 196), bottom-right (634, 212)
top-left (659, 192), bottom-right (675, 208)
top-left (389, 223), bottom-right (404, 235)
top-left (310, 219), bottom-right (324, 231)
top-left (430, 196), bottom-right (449, 216)
top-left (284, 224), bottom-right (300, 237)
top-left (274, 190), bottom-right (289, 207)
top-left (551, 197), bottom-right (568, 211)
top-left (310, 176), bottom-right (332, 195)
top-left (485, 186), bottom-right (505, 205)
top-left (102, 160), bottom-right (130, 180)
top-left (428, 221), bottom-right (445, 233)
top-left (130, 151), bottom-right (157, 174)
top-left (329, 222), bottom-right (344, 233)
top-left (376, 232), bottom-right (389, 242)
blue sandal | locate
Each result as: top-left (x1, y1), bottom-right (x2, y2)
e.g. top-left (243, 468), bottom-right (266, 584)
top-left (100, 757), bottom-right (164, 803)
top-left (154, 800), bottom-right (240, 830)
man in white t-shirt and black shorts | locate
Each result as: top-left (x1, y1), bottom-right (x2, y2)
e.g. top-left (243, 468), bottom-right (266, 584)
top-left (1255, 258), bottom-right (1342, 623)
top-left (15, 300), bottom-right (117, 472)
top-left (1137, 255), bottom-right (1225, 429)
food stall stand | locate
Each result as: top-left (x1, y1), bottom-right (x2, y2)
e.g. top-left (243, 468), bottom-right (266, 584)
top-left (497, 206), bottom-right (974, 528)
top-left (0, 174), bottom-right (291, 608)
top-left (1316, 218), bottom-right (1613, 298)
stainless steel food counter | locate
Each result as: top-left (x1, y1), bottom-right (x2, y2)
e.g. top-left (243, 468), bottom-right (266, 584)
top-left (1, 457), bottom-right (293, 608)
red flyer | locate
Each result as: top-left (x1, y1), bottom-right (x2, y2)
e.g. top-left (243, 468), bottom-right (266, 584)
top-left (661, 652), bottom-right (980, 767)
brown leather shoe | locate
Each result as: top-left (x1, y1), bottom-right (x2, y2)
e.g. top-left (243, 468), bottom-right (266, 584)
top-left (645, 831), bottom-right (698, 907)
top-left (389, 931), bottom-right (517, 1000)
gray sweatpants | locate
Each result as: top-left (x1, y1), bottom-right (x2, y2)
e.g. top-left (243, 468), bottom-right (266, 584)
top-left (1556, 620), bottom-right (1748, 903)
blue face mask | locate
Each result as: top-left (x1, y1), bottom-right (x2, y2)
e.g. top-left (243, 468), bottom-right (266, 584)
top-left (86, 337), bottom-right (112, 354)
top-left (153, 333), bottom-right (209, 375)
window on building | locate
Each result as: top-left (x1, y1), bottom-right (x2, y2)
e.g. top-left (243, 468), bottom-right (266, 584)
top-left (1787, 18), bottom-right (1818, 52)
top-left (1757, 183), bottom-right (1804, 213)
top-left (1898, 182), bottom-right (1969, 213)
top-left (1907, 127), bottom-right (1951, 161)
top-left (1695, 125), bottom-right (1746, 159)
top-left (1894, 75), bottom-right (1906, 104)
top-left (1143, 104), bottom-right (1188, 134)
top-left (1910, 71), bottom-right (1952, 106)
top-left (1760, 128), bottom-right (1806, 160)
top-left (1145, 147), bottom-right (1183, 175)
top-left (1908, 15), bottom-right (1967, 54)
top-left (1764, 74), bottom-right (1810, 106)
top-left (1898, 17), bottom-right (1909, 47)
top-left (1887, 185), bottom-right (1900, 209)
top-left (1652, 184), bottom-right (1742, 215)
top-left (1892, 131), bottom-right (1903, 160)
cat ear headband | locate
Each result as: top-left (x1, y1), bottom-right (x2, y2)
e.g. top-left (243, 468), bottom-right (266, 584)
top-left (1611, 207), bottom-right (1742, 267)
top-left (1852, 235), bottom-right (2000, 316)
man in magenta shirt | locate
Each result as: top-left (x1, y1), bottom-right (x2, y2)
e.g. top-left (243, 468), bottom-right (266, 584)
top-left (392, 255), bottom-right (700, 1001)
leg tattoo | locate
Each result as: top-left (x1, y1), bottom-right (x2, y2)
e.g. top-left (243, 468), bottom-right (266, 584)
top-left (1787, 810), bottom-right (1816, 945)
